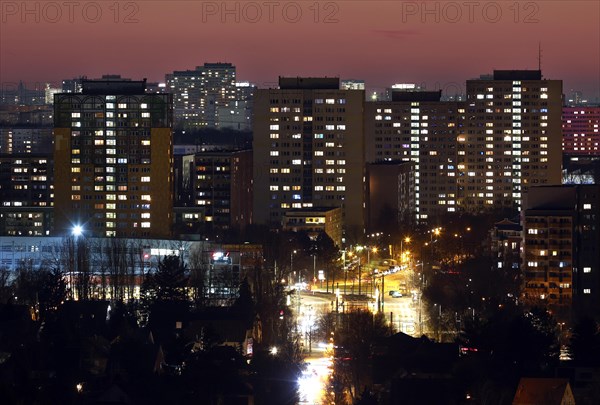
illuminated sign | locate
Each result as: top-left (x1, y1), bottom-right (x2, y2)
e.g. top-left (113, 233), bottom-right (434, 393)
top-left (211, 251), bottom-right (232, 264)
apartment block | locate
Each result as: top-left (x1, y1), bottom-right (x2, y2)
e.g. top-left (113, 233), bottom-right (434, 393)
top-left (53, 79), bottom-right (173, 238)
top-left (253, 77), bottom-right (365, 233)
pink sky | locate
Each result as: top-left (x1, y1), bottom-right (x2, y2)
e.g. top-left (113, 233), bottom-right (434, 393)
top-left (1, 1), bottom-right (599, 99)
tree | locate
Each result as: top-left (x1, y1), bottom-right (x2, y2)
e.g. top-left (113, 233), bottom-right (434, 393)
top-left (333, 310), bottom-right (391, 403)
top-left (61, 236), bottom-right (91, 300)
top-left (0, 267), bottom-right (11, 304)
top-left (37, 267), bottom-right (67, 319)
top-left (142, 255), bottom-right (188, 304)
top-left (314, 232), bottom-right (340, 292)
top-left (187, 245), bottom-right (207, 308)
top-left (569, 317), bottom-right (600, 366)
top-left (457, 306), bottom-right (560, 402)
top-left (231, 277), bottom-right (255, 317)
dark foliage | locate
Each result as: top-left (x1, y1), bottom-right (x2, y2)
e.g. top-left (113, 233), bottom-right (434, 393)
top-left (569, 317), bottom-right (600, 366)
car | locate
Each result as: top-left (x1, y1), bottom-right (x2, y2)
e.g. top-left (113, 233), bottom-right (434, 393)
top-left (389, 290), bottom-right (402, 298)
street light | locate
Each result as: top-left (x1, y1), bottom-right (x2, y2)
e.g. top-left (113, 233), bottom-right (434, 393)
top-left (400, 236), bottom-right (411, 266)
top-left (72, 225), bottom-right (83, 237)
top-left (355, 245), bottom-right (378, 297)
top-left (70, 224), bottom-right (85, 300)
top-left (290, 249), bottom-right (297, 285)
top-left (343, 250), bottom-right (353, 295)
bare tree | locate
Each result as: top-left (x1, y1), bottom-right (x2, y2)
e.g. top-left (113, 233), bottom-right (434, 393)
top-left (0, 267), bottom-right (12, 304)
top-left (188, 245), bottom-right (207, 308)
top-left (61, 236), bottom-right (92, 300)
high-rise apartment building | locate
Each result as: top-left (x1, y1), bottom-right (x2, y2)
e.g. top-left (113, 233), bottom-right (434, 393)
top-left (253, 77), bottom-right (365, 233)
top-left (0, 127), bottom-right (53, 154)
top-left (562, 107), bottom-right (600, 156)
top-left (53, 79), bottom-right (173, 238)
top-left (523, 185), bottom-right (600, 321)
top-left (217, 82), bottom-right (256, 131)
top-left (166, 63), bottom-right (236, 128)
top-left (365, 91), bottom-right (463, 221)
top-left (0, 153), bottom-right (53, 236)
top-left (460, 70), bottom-right (562, 212)
top-left (181, 149), bottom-right (252, 236)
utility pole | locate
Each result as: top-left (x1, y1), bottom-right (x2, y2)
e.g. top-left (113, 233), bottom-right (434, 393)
top-left (343, 250), bottom-right (347, 295)
top-left (381, 274), bottom-right (385, 312)
top-left (358, 256), bottom-right (362, 296)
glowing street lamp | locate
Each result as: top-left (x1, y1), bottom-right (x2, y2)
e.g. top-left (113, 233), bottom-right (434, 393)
top-left (72, 225), bottom-right (83, 237)
top-left (400, 236), bottom-right (411, 265)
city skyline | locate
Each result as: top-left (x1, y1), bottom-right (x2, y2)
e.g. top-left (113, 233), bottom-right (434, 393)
top-left (1, 1), bottom-right (599, 99)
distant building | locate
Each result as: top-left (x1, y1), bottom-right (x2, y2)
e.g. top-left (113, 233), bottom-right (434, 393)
top-left (0, 127), bottom-right (53, 154)
top-left (282, 207), bottom-right (343, 247)
top-left (0, 105), bottom-right (54, 126)
top-left (384, 83), bottom-right (423, 101)
top-left (490, 217), bottom-right (522, 273)
top-left (61, 76), bottom-right (87, 93)
top-left (523, 185), bottom-right (600, 321)
top-left (44, 84), bottom-right (61, 105)
top-left (0, 153), bottom-right (53, 236)
top-left (166, 63), bottom-right (237, 128)
top-left (53, 78), bottom-right (173, 238)
top-left (563, 106), bottom-right (600, 156)
top-left (365, 91), bottom-right (462, 222)
top-left (0, 81), bottom-right (45, 105)
top-left (253, 77), bottom-right (365, 233)
top-left (179, 149), bottom-right (252, 236)
top-left (217, 100), bottom-right (252, 131)
top-left (341, 79), bottom-right (365, 90)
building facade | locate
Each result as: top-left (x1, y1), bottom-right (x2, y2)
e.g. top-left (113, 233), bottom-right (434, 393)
top-left (177, 149), bottom-right (252, 237)
top-left (365, 92), bottom-right (462, 222)
top-left (0, 153), bottom-right (53, 236)
top-left (562, 106), bottom-right (600, 156)
top-left (166, 63), bottom-right (237, 128)
top-left (0, 127), bottom-right (53, 154)
top-left (282, 207), bottom-right (343, 247)
top-left (522, 185), bottom-right (600, 321)
top-left (461, 70), bottom-right (563, 212)
top-left (53, 79), bottom-right (173, 238)
top-left (253, 77), bottom-right (365, 233)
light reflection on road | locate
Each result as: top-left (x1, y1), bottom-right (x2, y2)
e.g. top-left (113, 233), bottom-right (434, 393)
top-left (298, 349), bottom-right (333, 405)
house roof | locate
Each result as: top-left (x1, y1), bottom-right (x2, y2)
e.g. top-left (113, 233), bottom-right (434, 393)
top-left (513, 378), bottom-right (572, 405)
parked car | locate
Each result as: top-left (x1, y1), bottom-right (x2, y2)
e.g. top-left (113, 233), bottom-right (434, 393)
top-left (389, 290), bottom-right (402, 298)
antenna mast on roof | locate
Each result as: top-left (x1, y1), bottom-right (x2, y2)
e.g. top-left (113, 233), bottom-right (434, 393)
top-left (538, 42), bottom-right (543, 77)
